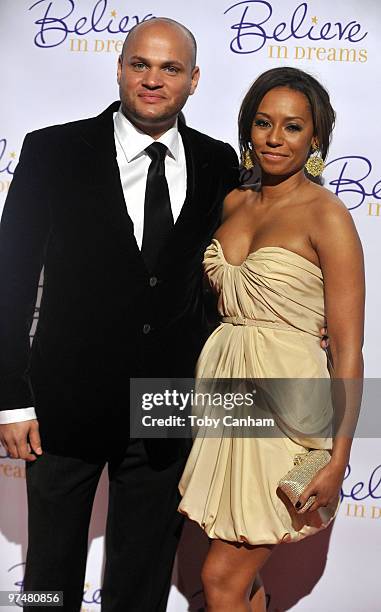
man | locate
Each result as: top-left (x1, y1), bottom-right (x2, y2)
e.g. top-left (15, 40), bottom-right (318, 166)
top-left (0, 17), bottom-right (239, 612)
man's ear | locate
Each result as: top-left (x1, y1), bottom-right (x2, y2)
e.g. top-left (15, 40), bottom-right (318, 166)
top-left (189, 66), bottom-right (200, 96)
top-left (117, 55), bottom-right (122, 85)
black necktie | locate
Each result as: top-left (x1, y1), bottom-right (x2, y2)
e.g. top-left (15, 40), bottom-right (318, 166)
top-left (141, 142), bottom-right (174, 271)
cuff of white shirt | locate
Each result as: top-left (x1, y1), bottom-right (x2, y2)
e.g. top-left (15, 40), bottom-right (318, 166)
top-left (0, 407), bottom-right (37, 424)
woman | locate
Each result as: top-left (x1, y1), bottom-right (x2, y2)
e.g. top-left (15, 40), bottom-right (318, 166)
top-left (178, 67), bottom-right (364, 611)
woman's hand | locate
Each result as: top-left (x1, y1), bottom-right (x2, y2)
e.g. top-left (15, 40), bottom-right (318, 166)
top-left (295, 460), bottom-right (345, 513)
top-left (320, 326), bottom-right (329, 350)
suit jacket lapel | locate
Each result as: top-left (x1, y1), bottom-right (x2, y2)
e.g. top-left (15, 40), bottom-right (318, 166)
top-left (157, 121), bottom-right (213, 257)
top-left (79, 101), bottom-right (128, 224)
top-left (173, 120), bottom-right (211, 229)
top-left (78, 102), bottom-right (147, 273)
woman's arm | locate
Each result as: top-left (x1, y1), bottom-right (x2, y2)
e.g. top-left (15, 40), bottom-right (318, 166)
top-left (298, 194), bottom-right (365, 512)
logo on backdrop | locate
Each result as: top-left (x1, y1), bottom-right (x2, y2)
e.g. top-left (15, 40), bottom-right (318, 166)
top-left (0, 138), bottom-right (17, 197)
top-left (224, 1), bottom-right (368, 63)
top-left (28, 0), bottom-right (155, 53)
top-left (325, 156), bottom-right (381, 213)
top-left (341, 463), bottom-right (381, 519)
top-left (0, 443), bottom-right (26, 479)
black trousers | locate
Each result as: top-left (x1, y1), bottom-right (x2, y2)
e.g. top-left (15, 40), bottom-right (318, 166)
top-left (23, 439), bottom-right (186, 612)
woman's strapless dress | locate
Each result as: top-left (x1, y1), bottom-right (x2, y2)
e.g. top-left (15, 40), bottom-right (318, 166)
top-left (178, 239), bottom-right (338, 544)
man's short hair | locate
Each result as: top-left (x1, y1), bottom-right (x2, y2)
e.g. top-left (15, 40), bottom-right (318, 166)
top-left (122, 17), bottom-right (197, 68)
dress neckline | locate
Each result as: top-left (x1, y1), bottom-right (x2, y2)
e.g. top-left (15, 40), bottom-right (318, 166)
top-left (211, 238), bottom-right (322, 275)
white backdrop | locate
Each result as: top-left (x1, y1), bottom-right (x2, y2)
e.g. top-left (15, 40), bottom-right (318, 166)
top-left (0, 1), bottom-right (380, 610)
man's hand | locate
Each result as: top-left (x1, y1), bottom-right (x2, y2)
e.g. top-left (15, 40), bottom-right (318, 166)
top-left (320, 326), bottom-right (329, 350)
top-left (0, 419), bottom-right (42, 461)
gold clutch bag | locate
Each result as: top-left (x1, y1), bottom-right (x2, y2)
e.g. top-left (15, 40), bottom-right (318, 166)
top-left (278, 449), bottom-right (331, 512)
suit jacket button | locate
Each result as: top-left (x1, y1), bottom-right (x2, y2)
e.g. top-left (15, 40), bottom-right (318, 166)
top-left (149, 276), bottom-right (158, 287)
top-left (143, 323), bottom-right (151, 334)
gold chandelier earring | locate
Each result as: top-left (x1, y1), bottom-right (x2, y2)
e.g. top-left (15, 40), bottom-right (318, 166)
top-left (242, 148), bottom-right (254, 170)
top-left (304, 142), bottom-right (325, 177)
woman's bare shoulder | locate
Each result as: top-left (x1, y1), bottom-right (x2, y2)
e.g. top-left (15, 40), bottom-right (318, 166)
top-left (306, 183), bottom-right (360, 252)
top-left (222, 187), bottom-right (256, 221)
top-left (307, 182), bottom-right (351, 221)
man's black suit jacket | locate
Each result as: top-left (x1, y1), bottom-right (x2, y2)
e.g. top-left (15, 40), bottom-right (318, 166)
top-left (0, 102), bottom-right (239, 458)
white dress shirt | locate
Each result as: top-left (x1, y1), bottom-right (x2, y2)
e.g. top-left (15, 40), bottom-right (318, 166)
top-left (114, 108), bottom-right (186, 247)
top-left (0, 107), bottom-right (187, 425)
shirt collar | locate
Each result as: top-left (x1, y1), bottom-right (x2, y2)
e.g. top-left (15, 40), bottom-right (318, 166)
top-left (114, 106), bottom-right (180, 162)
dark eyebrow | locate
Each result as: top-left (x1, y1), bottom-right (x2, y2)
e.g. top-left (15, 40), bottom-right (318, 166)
top-left (129, 55), bottom-right (148, 62)
top-left (161, 60), bottom-right (185, 70)
top-left (255, 111), bottom-right (305, 122)
top-left (129, 55), bottom-right (185, 68)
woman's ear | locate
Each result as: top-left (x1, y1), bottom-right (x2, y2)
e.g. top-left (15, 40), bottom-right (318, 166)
top-left (311, 137), bottom-right (319, 150)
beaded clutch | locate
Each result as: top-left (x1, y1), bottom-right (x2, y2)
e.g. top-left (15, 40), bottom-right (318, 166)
top-left (278, 449), bottom-right (331, 512)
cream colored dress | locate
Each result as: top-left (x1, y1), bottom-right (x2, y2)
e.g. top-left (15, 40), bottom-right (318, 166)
top-left (178, 239), bottom-right (337, 544)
